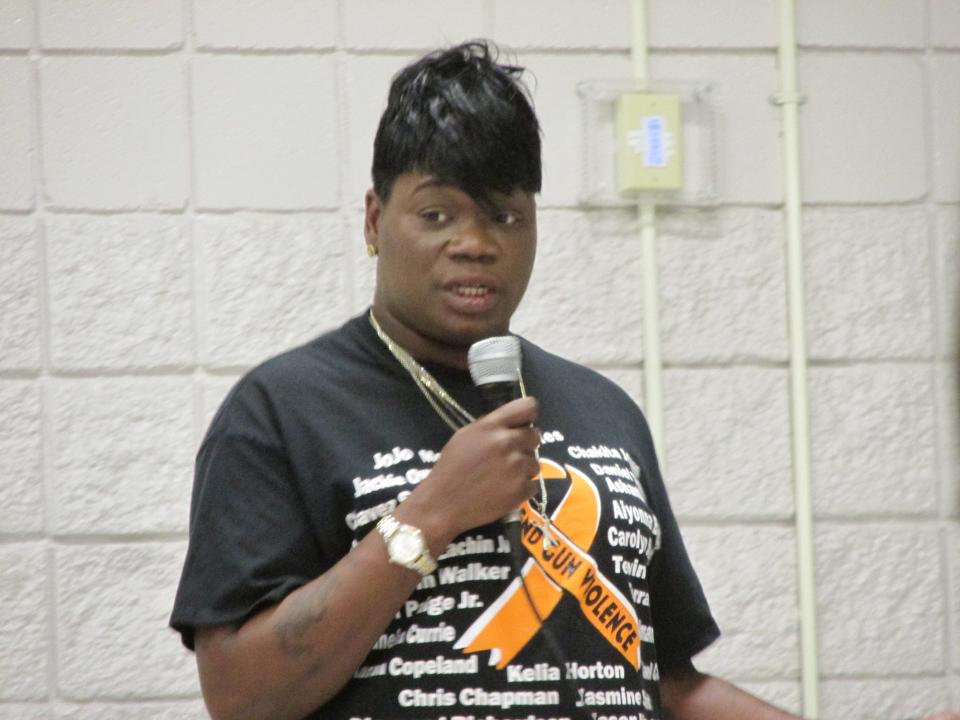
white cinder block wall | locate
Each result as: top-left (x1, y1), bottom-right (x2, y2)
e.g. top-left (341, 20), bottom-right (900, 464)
top-left (0, 1), bottom-right (957, 718)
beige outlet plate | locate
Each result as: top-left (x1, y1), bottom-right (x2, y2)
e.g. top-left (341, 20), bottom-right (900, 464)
top-left (615, 93), bottom-right (683, 192)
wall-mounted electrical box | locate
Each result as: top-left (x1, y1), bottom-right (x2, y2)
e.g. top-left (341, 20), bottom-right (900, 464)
top-left (578, 79), bottom-right (717, 206)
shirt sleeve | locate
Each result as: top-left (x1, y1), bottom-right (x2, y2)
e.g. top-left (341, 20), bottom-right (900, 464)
top-left (169, 379), bottom-right (325, 651)
top-left (644, 473), bottom-right (721, 671)
top-left (626, 408), bottom-right (721, 671)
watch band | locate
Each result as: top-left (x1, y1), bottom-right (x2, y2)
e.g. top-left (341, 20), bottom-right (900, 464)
top-left (376, 514), bottom-right (438, 577)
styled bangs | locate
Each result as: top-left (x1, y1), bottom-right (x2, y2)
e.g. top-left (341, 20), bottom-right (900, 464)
top-left (372, 41), bottom-right (541, 203)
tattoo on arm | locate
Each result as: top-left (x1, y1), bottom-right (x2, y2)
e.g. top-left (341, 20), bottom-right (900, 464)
top-left (275, 569), bottom-right (339, 657)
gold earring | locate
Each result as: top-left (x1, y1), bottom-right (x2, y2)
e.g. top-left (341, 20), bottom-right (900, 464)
top-left (366, 243), bottom-right (378, 257)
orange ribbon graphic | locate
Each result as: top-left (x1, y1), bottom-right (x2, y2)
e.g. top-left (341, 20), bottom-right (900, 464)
top-left (454, 459), bottom-right (642, 669)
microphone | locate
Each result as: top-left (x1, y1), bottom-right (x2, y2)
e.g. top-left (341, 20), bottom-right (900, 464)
top-left (468, 341), bottom-right (588, 720)
top-left (467, 336), bottom-right (527, 564)
top-left (467, 335), bottom-right (523, 411)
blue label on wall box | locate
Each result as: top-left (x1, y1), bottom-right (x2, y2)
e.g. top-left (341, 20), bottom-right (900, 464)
top-left (644, 116), bottom-right (667, 168)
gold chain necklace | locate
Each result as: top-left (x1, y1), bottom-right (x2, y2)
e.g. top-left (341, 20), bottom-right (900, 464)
top-left (369, 311), bottom-right (475, 432)
top-left (368, 310), bottom-right (555, 546)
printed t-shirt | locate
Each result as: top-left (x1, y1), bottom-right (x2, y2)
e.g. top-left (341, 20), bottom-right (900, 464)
top-left (171, 313), bottom-right (720, 720)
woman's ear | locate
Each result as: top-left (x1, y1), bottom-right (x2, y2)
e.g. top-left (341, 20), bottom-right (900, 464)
top-left (364, 189), bottom-right (382, 255)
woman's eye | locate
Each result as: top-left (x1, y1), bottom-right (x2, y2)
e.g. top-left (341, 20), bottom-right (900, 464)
top-left (421, 209), bottom-right (449, 224)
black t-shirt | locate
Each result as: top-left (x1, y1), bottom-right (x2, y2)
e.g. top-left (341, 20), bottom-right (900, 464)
top-left (171, 313), bottom-right (719, 720)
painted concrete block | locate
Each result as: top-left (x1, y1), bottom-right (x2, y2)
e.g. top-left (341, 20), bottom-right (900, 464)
top-left (493, 0), bottom-right (630, 49)
top-left (932, 0), bottom-right (960, 47)
top-left (0, 217), bottom-right (40, 370)
top-left (47, 215), bottom-right (193, 371)
top-left (804, 207), bottom-right (933, 360)
top-left (48, 377), bottom-right (193, 534)
top-left (0, 382), bottom-right (43, 534)
top-left (816, 524), bottom-right (944, 674)
top-left (197, 213), bottom-right (347, 367)
top-left (648, 53), bottom-right (782, 204)
top-left (511, 209), bottom-right (644, 364)
top-left (932, 55), bottom-right (960, 203)
top-left (809, 364), bottom-right (937, 517)
top-left (194, 0), bottom-right (336, 49)
top-left (938, 208), bottom-right (960, 359)
top-left (797, 0), bottom-right (925, 48)
top-left (522, 52), bottom-right (633, 207)
top-left (0, 544), bottom-right (48, 700)
top-left (193, 56), bottom-right (337, 210)
top-left (0, 57), bottom-right (34, 210)
top-left (682, 526), bottom-right (799, 678)
top-left (40, 57), bottom-right (187, 210)
top-left (664, 367), bottom-right (793, 520)
top-left (647, 0), bottom-right (777, 49)
top-left (39, 0), bottom-right (182, 49)
top-left (798, 52), bottom-right (925, 203)
top-left (819, 678), bottom-right (954, 720)
top-left (0, 707), bottom-right (49, 720)
top-left (344, 0), bottom-right (483, 49)
top-left (55, 543), bottom-right (198, 698)
top-left (659, 208), bottom-right (788, 362)
top-left (0, 1), bottom-right (32, 48)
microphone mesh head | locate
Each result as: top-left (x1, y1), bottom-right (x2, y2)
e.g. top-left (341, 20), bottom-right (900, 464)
top-left (467, 336), bottom-right (522, 386)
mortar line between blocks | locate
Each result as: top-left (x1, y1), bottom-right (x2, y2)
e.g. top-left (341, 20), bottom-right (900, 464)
top-left (922, 44), bottom-right (941, 354)
top-left (38, 206), bottom-right (341, 216)
top-left (49, 693), bottom-right (206, 705)
top-left (921, 40), bottom-right (956, 528)
top-left (37, 46), bottom-right (185, 57)
top-left (818, 670), bottom-right (958, 681)
top-left (193, 46), bottom-right (336, 56)
top-left (183, 0), bottom-right (207, 448)
top-left (28, 0), bottom-right (61, 707)
top-left (43, 541), bottom-right (59, 709)
top-left (677, 516), bottom-right (952, 528)
top-left (50, 533), bottom-right (189, 545)
top-left (937, 524), bottom-right (956, 676)
top-left (332, 41), bottom-right (356, 315)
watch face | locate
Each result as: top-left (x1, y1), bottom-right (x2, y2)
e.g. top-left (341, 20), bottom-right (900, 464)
top-left (390, 532), bottom-right (422, 565)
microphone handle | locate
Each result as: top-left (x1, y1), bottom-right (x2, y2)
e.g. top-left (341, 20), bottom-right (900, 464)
top-left (477, 381), bottom-right (521, 411)
top-left (475, 380), bottom-right (527, 567)
top-left (478, 380), bottom-right (525, 526)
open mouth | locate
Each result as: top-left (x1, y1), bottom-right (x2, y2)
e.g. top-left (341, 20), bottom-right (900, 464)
top-left (452, 285), bottom-right (492, 297)
top-left (445, 283), bottom-right (498, 314)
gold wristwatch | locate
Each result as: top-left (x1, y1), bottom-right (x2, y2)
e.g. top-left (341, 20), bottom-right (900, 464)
top-left (376, 514), bottom-right (437, 577)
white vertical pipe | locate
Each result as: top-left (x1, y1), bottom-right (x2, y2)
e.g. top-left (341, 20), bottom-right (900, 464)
top-left (638, 198), bottom-right (664, 459)
top-left (630, 0), bottom-right (649, 80)
top-left (776, 0), bottom-right (821, 717)
top-left (629, 0), bottom-right (821, 715)
top-left (629, 0), bottom-right (666, 467)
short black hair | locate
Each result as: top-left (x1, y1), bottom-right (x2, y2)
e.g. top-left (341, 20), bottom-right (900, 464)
top-left (371, 40), bottom-right (542, 203)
